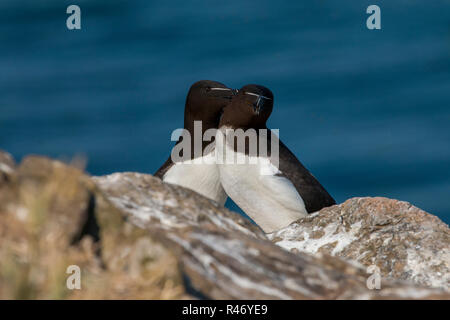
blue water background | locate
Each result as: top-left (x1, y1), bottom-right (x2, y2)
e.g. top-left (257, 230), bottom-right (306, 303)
top-left (1, 1), bottom-right (449, 223)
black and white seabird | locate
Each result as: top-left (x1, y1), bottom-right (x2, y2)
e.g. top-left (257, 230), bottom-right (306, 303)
top-left (155, 80), bottom-right (235, 205)
top-left (216, 84), bottom-right (335, 232)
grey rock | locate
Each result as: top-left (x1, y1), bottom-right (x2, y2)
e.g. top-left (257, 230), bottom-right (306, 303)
top-left (94, 172), bottom-right (449, 299)
top-left (268, 197), bottom-right (450, 291)
top-left (1, 151), bottom-right (448, 299)
top-left (0, 150), bottom-right (15, 172)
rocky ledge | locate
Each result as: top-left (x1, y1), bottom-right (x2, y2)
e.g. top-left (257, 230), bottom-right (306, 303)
top-left (0, 150), bottom-right (448, 299)
top-left (268, 197), bottom-right (449, 290)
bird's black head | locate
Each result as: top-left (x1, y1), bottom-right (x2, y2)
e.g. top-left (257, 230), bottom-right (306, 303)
top-left (239, 84), bottom-right (274, 116)
top-left (220, 84), bottom-right (274, 129)
top-left (185, 80), bottom-right (236, 130)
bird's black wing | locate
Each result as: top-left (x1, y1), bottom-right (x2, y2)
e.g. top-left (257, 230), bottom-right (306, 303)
top-left (275, 137), bottom-right (336, 213)
top-left (154, 156), bottom-right (174, 179)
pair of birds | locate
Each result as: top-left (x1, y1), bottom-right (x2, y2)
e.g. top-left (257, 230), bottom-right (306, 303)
top-left (155, 80), bottom-right (335, 233)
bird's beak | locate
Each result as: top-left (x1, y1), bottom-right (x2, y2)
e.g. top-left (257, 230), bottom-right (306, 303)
top-left (253, 95), bottom-right (263, 114)
top-left (210, 87), bottom-right (237, 100)
top-left (244, 92), bottom-right (271, 115)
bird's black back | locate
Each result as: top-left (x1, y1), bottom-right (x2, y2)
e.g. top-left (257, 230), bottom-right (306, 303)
top-left (276, 136), bottom-right (336, 213)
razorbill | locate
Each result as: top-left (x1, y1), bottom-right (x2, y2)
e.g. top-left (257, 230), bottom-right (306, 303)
top-left (155, 80), bottom-right (235, 205)
top-left (216, 84), bottom-right (335, 232)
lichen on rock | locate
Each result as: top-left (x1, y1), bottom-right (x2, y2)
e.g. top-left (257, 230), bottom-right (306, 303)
top-left (0, 149), bottom-right (449, 299)
top-left (268, 197), bottom-right (450, 291)
top-left (0, 151), bottom-right (186, 299)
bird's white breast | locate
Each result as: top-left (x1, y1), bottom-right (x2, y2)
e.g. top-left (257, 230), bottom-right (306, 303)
top-left (163, 152), bottom-right (227, 206)
top-left (216, 128), bottom-right (308, 233)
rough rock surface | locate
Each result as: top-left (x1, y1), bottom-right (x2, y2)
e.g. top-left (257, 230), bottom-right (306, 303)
top-left (268, 198), bottom-right (450, 290)
top-left (92, 172), bottom-right (448, 299)
top-left (0, 153), bottom-right (185, 299)
top-left (0, 150), bottom-right (449, 299)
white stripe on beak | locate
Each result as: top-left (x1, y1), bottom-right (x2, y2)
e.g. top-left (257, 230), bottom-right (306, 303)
top-left (210, 88), bottom-right (233, 91)
top-left (244, 92), bottom-right (272, 100)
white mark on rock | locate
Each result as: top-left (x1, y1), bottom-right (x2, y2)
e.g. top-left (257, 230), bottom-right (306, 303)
top-left (0, 163), bottom-right (13, 174)
top-left (273, 221), bottom-right (362, 256)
